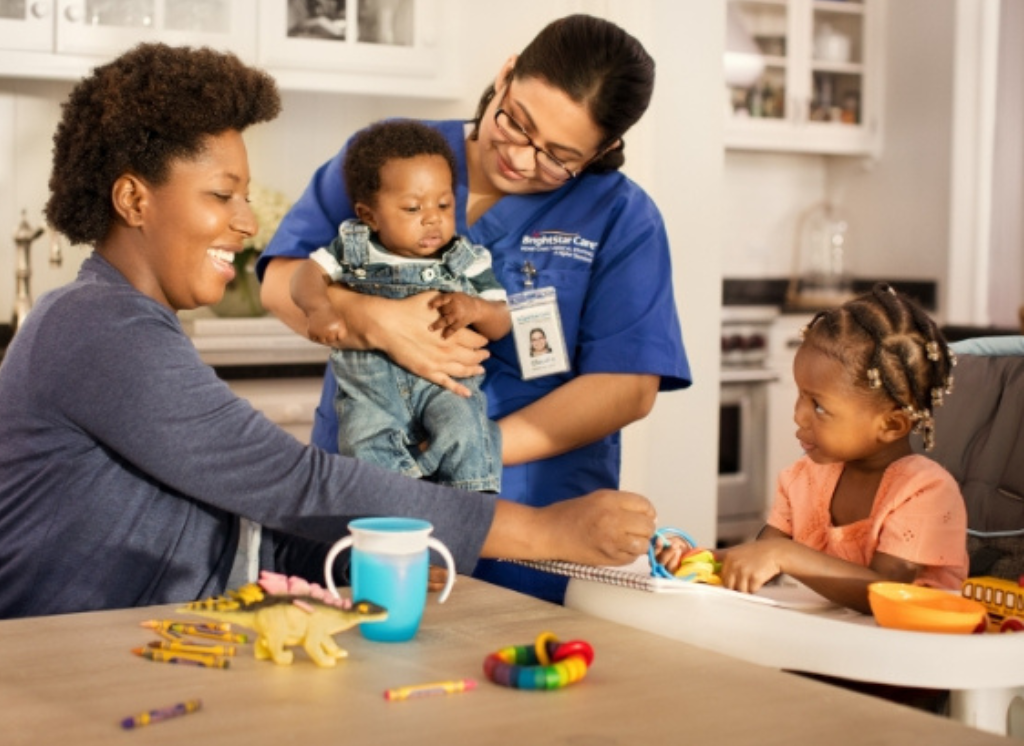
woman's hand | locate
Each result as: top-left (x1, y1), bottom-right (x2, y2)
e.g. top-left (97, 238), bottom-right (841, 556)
top-left (544, 490), bottom-right (657, 565)
top-left (264, 258), bottom-right (489, 398)
top-left (360, 291), bottom-right (490, 398)
top-left (482, 490), bottom-right (657, 567)
top-left (428, 565), bottom-right (449, 593)
top-left (304, 307), bottom-right (347, 346)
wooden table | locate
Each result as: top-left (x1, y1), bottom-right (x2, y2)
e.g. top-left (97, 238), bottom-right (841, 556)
top-left (0, 578), bottom-right (1010, 745)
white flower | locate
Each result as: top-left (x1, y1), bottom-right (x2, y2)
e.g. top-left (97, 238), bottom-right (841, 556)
top-left (246, 183), bottom-right (292, 252)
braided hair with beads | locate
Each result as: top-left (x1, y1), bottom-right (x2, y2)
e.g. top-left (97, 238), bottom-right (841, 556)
top-left (801, 283), bottom-right (956, 451)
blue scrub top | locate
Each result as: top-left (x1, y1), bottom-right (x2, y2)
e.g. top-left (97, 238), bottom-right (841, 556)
top-left (259, 120), bottom-right (691, 603)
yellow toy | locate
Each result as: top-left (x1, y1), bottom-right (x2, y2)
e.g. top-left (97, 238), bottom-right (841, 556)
top-left (962, 576), bottom-right (1024, 633)
top-left (178, 571), bottom-right (387, 667)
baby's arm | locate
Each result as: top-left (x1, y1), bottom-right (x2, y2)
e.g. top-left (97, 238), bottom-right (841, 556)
top-left (428, 292), bottom-right (512, 341)
top-left (289, 259), bottom-right (347, 346)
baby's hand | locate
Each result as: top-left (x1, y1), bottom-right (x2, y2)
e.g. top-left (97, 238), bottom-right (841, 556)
top-left (305, 308), bottom-right (346, 346)
top-left (428, 292), bottom-right (480, 338)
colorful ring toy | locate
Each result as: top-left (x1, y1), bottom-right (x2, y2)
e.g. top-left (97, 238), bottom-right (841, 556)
top-left (483, 632), bottom-right (594, 690)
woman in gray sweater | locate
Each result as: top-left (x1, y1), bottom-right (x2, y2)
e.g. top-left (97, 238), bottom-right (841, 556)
top-left (0, 43), bottom-right (657, 619)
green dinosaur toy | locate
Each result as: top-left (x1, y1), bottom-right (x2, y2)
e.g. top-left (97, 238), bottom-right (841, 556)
top-left (178, 571), bottom-right (387, 667)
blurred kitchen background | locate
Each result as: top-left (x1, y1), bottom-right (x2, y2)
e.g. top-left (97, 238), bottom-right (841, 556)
top-left (0, 0), bottom-right (1020, 547)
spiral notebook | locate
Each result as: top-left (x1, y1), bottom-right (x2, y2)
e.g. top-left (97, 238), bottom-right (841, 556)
top-left (508, 558), bottom-right (836, 610)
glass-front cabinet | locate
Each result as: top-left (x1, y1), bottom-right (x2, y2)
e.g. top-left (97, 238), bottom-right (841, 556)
top-left (54, 0), bottom-right (254, 60)
top-left (725, 0), bottom-right (885, 156)
top-left (0, 1), bottom-right (52, 52)
top-left (0, 0), bottom-right (254, 76)
top-left (256, 0), bottom-right (455, 97)
top-left (0, 0), bottom-right (455, 98)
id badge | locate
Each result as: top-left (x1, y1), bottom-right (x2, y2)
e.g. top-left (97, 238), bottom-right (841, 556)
top-left (509, 287), bottom-right (570, 380)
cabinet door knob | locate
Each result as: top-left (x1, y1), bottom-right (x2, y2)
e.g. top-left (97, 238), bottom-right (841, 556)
top-left (63, 3), bottom-right (85, 23)
top-left (30, 1), bottom-right (51, 19)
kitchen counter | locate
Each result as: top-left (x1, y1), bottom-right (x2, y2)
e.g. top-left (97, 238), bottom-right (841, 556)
top-left (723, 277), bottom-right (938, 312)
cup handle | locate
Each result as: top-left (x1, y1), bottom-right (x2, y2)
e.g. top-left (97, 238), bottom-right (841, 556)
top-left (323, 536), bottom-right (354, 599)
top-left (427, 537), bottom-right (457, 604)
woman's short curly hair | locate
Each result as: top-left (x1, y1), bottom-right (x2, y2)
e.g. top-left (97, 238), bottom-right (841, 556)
top-left (343, 119), bottom-right (457, 208)
top-left (45, 43), bottom-right (281, 246)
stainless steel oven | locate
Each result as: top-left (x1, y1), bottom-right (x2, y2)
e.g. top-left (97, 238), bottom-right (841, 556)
top-left (718, 307), bottom-right (778, 546)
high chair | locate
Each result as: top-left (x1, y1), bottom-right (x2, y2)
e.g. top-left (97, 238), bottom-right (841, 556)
top-left (565, 339), bottom-right (1024, 738)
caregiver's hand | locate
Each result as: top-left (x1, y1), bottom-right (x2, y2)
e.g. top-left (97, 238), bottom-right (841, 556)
top-left (358, 290), bottom-right (489, 398)
top-left (542, 490), bottom-right (657, 566)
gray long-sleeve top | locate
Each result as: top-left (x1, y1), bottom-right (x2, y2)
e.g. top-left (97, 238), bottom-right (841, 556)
top-left (0, 254), bottom-right (495, 618)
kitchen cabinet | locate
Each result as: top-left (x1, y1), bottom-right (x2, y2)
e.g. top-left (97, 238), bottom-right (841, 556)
top-left (256, 0), bottom-right (457, 98)
top-left (0, 0), bottom-right (255, 77)
top-left (0, 0), bottom-right (457, 98)
top-left (725, 0), bottom-right (885, 156)
top-left (0, 0), bottom-right (52, 52)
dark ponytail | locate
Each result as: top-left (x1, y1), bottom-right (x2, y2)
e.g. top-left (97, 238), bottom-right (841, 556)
top-left (469, 14), bottom-right (654, 174)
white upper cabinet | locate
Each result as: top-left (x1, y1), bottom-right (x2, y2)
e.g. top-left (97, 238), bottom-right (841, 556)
top-left (257, 0), bottom-right (456, 97)
top-left (0, 0), bottom-right (456, 98)
top-left (725, 0), bottom-right (885, 156)
top-left (0, 0), bottom-right (255, 77)
top-left (0, 0), bottom-right (53, 52)
top-left (54, 0), bottom-right (255, 60)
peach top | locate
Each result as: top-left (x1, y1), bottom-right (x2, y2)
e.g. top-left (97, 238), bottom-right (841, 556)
top-left (767, 454), bottom-right (969, 589)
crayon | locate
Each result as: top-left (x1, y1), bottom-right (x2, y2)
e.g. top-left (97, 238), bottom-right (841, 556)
top-left (131, 647), bottom-right (230, 669)
top-left (384, 678), bottom-right (477, 701)
top-left (148, 640), bottom-right (237, 657)
top-left (142, 619), bottom-right (232, 633)
top-left (141, 620), bottom-right (248, 642)
top-left (120, 698), bottom-right (202, 729)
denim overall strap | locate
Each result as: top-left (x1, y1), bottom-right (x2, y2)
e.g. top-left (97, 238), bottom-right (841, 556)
top-left (437, 236), bottom-right (477, 279)
top-left (337, 220), bottom-right (372, 270)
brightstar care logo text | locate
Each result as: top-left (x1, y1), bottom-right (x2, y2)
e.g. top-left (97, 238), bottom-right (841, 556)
top-left (520, 231), bottom-right (598, 263)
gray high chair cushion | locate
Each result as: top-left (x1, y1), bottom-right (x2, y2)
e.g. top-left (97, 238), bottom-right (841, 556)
top-left (916, 346), bottom-right (1024, 579)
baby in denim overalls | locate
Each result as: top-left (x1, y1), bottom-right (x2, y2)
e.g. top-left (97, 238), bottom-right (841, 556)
top-left (290, 120), bottom-right (510, 491)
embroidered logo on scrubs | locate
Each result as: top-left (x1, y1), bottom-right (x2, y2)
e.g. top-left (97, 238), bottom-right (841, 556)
top-left (520, 231), bottom-right (598, 264)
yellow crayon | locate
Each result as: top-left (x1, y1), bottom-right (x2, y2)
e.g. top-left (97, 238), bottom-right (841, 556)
top-left (142, 619), bottom-right (232, 632)
top-left (131, 647), bottom-right (230, 668)
top-left (168, 624), bottom-right (247, 643)
top-left (148, 640), bottom-right (237, 657)
top-left (384, 678), bottom-right (477, 701)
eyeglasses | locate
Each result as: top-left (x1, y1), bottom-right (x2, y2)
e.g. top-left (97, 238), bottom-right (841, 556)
top-left (493, 88), bottom-right (580, 183)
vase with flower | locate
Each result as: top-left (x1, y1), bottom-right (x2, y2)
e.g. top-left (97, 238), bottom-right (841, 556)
top-left (211, 183), bottom-right (291, 318)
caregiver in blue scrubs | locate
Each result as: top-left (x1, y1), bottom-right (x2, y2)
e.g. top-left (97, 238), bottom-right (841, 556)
top-left (259, 14), bottom-right (692, 603)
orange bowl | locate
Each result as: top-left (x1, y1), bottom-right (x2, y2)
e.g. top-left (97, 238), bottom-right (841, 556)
top-left (868, 582), bottom-right (988, 634)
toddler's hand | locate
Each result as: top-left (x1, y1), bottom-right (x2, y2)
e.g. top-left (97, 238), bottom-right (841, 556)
top-left (718, 538), bottom-right (788, 594)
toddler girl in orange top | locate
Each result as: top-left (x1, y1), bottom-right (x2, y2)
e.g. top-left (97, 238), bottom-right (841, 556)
top-left (718, 283), bottom-right (966, 613)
